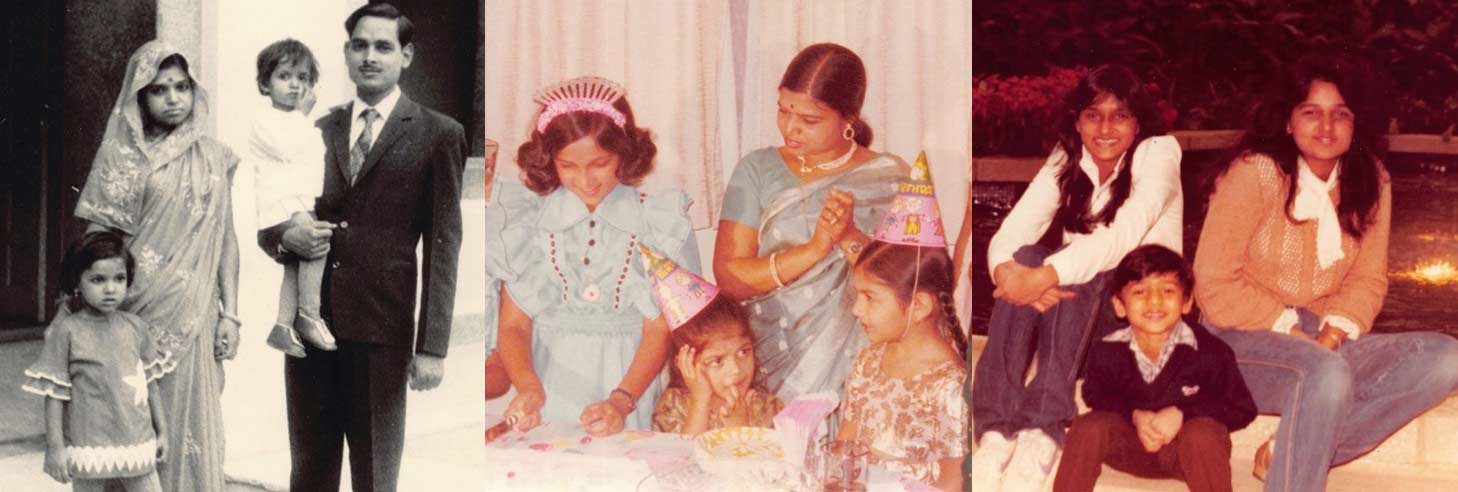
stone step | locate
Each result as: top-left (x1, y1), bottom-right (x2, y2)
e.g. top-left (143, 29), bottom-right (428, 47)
top-left (970, 335), bottom-right (1458, 478)
top-left (1085, 460), bottom-right (1458, 492)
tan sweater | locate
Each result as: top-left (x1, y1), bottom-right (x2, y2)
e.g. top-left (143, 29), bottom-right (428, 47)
top-left (1194, 154), bottom-right (1391, 333)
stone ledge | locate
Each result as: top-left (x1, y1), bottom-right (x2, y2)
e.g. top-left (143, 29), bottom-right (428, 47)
top-left (970, 335), bottom-right (1458, 476)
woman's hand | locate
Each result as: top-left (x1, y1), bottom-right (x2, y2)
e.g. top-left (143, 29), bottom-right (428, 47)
top-left (214, 318), bottom-right (239, 360)
top-left (580, 398), bottom-right (629, 437)
top-left (992, 262), bottom-right (1060, 306)
top-left (505, 386), bottom-right (546, 432)
top-left (809, 189), bottom-right (856, 255)
top-left (44, 444), bottom-right (70, 483)
top-left (676, 346), bottom-right (713, 403)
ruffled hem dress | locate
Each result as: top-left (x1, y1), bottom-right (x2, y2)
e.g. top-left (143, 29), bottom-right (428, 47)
top-left (485, 179), bottom-right (701, 430)
top-left (22, 310), bottom-right (176, 479)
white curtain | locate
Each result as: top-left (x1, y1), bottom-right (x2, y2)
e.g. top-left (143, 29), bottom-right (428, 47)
top-left (484, 0), bottom-right (737, 229)
top-left (734, 0), bottom-right (973, 331)
top-left (484, 0), bottom-right (972, 328)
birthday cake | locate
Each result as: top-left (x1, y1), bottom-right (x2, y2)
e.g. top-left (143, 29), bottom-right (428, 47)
top-left (692, 426), bottom-right (799, 489)
top-left (484, 420), bottom-right (685, 491)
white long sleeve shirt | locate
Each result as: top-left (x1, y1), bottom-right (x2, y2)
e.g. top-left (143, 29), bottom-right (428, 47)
top-left (987, 135), bottom-right (1184, 286)
top-left (250, 105), bottom-right (326, 228)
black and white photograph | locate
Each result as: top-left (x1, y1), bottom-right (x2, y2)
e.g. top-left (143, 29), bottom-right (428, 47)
top-left (1, 1), bottom-right (486, 490)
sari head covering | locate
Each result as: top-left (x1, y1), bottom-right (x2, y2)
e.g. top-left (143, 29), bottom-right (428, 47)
top-left (74, 40), bottom-right (235, 492)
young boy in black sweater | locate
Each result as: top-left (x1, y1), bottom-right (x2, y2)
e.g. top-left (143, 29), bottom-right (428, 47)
top-left (1053, 245), bottom-right (1256, 492)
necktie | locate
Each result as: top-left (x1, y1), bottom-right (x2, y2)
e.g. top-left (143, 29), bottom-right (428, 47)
top-left (348, 108), bottom-right (379, 184)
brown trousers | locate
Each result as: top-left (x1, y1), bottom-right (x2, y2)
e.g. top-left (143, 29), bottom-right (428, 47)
top-left (1052, 411), bottom-right (1233, 492)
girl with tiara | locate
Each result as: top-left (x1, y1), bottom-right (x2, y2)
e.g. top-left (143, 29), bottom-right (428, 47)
top-left (487, 77), bottom-right (700, 435)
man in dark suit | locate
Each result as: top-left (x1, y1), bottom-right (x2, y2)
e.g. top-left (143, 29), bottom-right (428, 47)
top-left (258, 3), bottom-right (465, 491)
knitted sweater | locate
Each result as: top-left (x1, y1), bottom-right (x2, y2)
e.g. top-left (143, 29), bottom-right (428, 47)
top-left (1193, 154), bottom-right (1391, 333)
top-left (1081, 322), bottom-right (1257, 431)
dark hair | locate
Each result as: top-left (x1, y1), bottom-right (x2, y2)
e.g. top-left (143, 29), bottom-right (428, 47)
top-left (1208, 50), bottom-right (1386, 238)
top-left (1050, 65), bottom-right (1168, 235)
top-left (1110, 244), bottom-right (1193, 298)
top-left (516, 93), bottom-right (656, 194)
top-left (61, 231), bottom-right (134, 312)
top-left (854, 241), bottom-right (969, 360)
top-left (779, 43), bottom-right (873, 147)
top-left (255, 38), bottom-right (320, 96)
top-left (345, 2), bottom-right (414, 46)
top-left (666, 296), bottom-right (758, 390)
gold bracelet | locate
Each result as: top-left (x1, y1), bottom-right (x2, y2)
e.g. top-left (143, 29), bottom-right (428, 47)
top-left (219, 311), bottom-right (242, 327)
top-left (769, 251), bottom-right (786, 288)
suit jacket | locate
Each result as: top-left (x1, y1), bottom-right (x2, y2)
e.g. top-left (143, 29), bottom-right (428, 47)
top-left (262, 93), bottom-right (465, 357)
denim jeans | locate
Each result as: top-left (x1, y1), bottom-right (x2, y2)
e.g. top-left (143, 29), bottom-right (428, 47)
top-left (973, 245), bottom-right (1117, 444)
top-left (1208, 310), bottom-right (1458, 492)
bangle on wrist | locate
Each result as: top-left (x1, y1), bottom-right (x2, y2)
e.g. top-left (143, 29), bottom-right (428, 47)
top-left (610, 388), bottom-right (637, 412)
top-left (768, 252), bottom-right (786, 288)
top-left (217, 301), bottom-right (242, 327)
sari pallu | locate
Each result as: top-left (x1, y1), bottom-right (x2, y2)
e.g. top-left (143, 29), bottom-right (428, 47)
top-left (75, 40), bottom-right (235, 492)
top-left (745, 155), bottom-right (908, 401)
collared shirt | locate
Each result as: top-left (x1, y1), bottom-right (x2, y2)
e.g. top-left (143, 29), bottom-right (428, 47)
top-left (987, 135), bottom-right (1184, 286)
top-left (349, 86), bottom-right (401, 146)
top-left (1103, 320), bottom-right (1199, 383)
top-left (536, 183), bottom-right (647, 235)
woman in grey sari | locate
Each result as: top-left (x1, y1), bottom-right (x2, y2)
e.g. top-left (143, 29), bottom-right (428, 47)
top-left (75, 41), bottom-right (239, 492)
top-left (714, 43), bottom-right (907, 401)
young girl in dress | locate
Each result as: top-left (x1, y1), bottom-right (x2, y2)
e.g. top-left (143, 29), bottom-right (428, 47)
top-left (25, 231), bottom-right (176, 492)
top-left (249, 38), bottom-right (335, 357)
top-left (839, 155), bottom-right (969, 491)
top-left (643, 246), bottom-right (784, 435)
top-left (489, 76), bottom-right (699, 435)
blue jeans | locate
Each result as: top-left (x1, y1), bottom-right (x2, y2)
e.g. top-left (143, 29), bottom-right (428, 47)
top-left (973, 245), bottom-right (1117, 444)
top-left (1209, 310), bottom-right (1458, 492)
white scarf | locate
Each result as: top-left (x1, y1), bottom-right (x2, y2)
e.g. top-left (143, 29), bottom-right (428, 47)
top-left (1291, 157), bottom-right (1344, 269)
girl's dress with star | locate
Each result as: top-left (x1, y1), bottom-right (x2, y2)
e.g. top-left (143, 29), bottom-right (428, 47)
top-left (485, 178), bottom-right (700, 430)
top-left (23, 310), bottom-right (176, 480)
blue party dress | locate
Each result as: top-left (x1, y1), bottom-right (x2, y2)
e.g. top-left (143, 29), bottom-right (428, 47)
top-left (485, 178), bottom-right (700, 430)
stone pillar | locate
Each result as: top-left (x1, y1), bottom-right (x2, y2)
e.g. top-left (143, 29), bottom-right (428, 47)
top-left (156, 0), bottom-right (216, 133)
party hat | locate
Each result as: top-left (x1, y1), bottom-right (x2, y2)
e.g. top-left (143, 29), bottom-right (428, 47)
top-left (639, 245), bottom-right (720, 330)
top-left (873, 151), bottom-right (947, 248)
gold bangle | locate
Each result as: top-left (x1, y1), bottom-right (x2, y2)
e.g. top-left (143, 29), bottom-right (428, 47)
top-left (219, 311), bottom-right (242, 327)
top-left (769, 252), bottom-right (786, 288)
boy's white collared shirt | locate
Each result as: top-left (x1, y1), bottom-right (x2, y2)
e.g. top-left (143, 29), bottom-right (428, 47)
top-left (1103, 320), bottom-right (1199, 383)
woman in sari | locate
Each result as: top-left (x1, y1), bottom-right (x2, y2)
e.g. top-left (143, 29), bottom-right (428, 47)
top-left (714, 43), bottom-right (907, 402)
top-left (75, 40), bottom-right (239, 492)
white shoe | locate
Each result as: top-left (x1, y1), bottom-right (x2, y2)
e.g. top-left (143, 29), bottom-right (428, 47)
top-left (1000, 429), bottom-right (1059, 492)
top-left (970, 431), bottom-right (1016, 492)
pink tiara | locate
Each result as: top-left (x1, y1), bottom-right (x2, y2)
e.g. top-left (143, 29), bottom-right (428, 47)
top-left (534, 76), bottom-right (627, 133)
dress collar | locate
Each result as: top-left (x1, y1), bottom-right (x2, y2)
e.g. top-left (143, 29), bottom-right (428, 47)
top-left (537, 183), bottom-right (644, 233)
